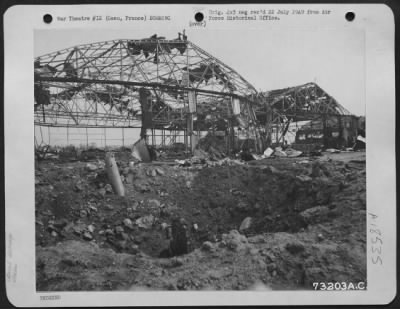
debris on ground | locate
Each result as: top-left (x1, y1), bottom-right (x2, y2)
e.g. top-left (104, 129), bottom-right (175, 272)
top-left (263, 147), bottom-right (274, 158)
top-left (36, 148), bottom-right (366, 291)
top-left (136, 215), bottom-right (155, 229)
top-left (284, 148), bottom-right (303, 158)
top-left (273, 147), bottom-right (287, 157)
top-left (353, 135), bottom-right (366, 151)
top-left (325, 148), bottom-right (341, 153)
top-left (221, 230), bottom-right (248, 251)
top-left (195, 134), bottom-right (226, 160)
top-left (239, 217), bottom-right (253, 231)
top-left (132, 138), bottom-right (151, 162)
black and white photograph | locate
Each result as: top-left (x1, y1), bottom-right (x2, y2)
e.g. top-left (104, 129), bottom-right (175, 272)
top-left (4, 3), bottom-right (396, 306)
top-left (33, 26), bottom-right (367, 291)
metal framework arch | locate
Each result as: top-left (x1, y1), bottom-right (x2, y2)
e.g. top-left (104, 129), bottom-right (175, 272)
top-left (34, 34), bottom-right (264, 153)
top-left (35, 36), bottom-right (259, 126)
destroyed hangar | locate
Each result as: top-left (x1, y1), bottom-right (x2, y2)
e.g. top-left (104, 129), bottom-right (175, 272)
top-left (34, 34), bottom-right (366, 291)
top-left (34, 34), bottom-right (364, 158)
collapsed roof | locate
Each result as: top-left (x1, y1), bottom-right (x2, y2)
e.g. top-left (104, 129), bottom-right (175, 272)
top-left (34, 35), bottom-right (258, 129)
top-left (257, 82), bottom-right (351, 123)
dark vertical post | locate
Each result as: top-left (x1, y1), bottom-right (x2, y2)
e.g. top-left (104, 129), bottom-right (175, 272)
top-left (187, 114), bottom-right (193, 153)
top-left (322, 114), bottom-right (328, 148)
top-left (337, 115), bottom-right (342, 148)
top-left (184, 129), bottom-right (187, 153)
top-left (139, 88), bottom-right (152, 141)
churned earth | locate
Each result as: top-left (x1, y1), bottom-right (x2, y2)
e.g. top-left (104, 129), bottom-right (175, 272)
top-left (35, 150), bottom-right (366, 291)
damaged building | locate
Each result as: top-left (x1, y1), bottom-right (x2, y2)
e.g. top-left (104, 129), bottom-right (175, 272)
top-left (255, 82), bottom-right (364, 153)
top-left (34, 35), bottom-right (366, 291)
top-left (34, 34), bottom-right (263, 160)
top-left (34, 35), bottom-right (363, 159)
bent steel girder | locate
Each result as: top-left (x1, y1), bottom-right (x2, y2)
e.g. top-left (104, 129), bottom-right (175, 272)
top-left (34, 37), bottom-right (259, 129)
top-left (265, 82), bottom-right (351, 121)
top-left (256, 82), bottom-right (353, 145)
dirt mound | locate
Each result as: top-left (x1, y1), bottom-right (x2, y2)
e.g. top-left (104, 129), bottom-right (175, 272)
top-left (37, 227), bottom-right (365, 291)
top-left (35, 152), bottom-right (366, 290)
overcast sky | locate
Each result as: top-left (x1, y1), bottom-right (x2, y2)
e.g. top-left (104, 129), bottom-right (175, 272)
top-left (35, 27), bottom-right (365, 116)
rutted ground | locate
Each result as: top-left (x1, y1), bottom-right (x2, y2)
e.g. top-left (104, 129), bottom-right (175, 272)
top-left (35, 150), bottom-right (366, 291)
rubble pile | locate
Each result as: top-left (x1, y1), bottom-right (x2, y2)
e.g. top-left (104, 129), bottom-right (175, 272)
top-left (35, 148), bottom-right (366, 291)
top-left (195, 134), bottom-right (227, 160)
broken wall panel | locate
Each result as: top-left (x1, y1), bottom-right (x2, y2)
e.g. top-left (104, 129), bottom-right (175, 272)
top-left (188, 91), bottom-right (197, 113)
top-left (231, 98), bottom-right (241, 116)
top-left (132, 138), bottom-right (151, 162)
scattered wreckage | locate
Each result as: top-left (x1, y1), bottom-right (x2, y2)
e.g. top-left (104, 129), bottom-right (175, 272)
top-left (34, 33), bottom-right (366, 291)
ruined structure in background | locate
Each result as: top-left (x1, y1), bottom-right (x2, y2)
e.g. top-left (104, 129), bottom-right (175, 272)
top-left (256, 83), bottom-right (361, 152)
top-left (34, 36), bottom-right (361, 159)
top-left (294, 115), bottom-right (361, 150)
top-left (34, 34), bottom-right (264, 157)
